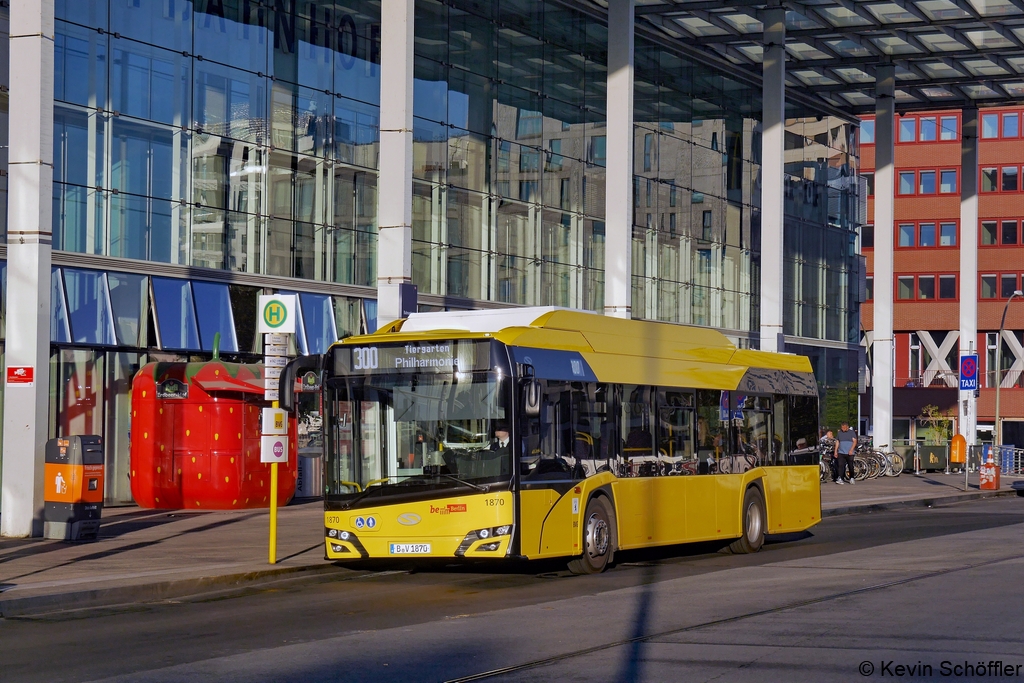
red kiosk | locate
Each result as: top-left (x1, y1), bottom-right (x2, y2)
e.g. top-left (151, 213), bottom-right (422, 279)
top-left (129, 359), bottom-right (297, 509)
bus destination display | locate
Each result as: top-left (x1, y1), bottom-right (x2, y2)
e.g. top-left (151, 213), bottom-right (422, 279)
top-left (335, 341), bottom-right (492, 375)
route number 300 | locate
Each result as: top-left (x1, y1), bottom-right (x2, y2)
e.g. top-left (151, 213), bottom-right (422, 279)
top-left (352, 347), bottom-right (379, 370)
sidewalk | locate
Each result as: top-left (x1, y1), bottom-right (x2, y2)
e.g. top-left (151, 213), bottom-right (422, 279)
top-left (821, 470), bottom-right (1024, 516)
top-left (1, 474), bottom-right (1021, 618)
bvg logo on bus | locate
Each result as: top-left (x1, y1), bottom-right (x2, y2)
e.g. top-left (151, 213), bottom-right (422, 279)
top-left (397, 513), bottom-right (421, 526)
top-left (430, 504), bottom-right (467, 515)
top-left (263, 301), bottom-right (288, 329)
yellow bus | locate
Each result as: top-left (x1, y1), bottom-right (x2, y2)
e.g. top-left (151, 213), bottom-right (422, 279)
top-left (298, 308), bottom-right (821, 574)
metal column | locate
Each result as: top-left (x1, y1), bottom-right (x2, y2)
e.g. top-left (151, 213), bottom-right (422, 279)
top-left (1, 0), bottom-right (54, 537)
top-left (603, 0), bottom-right (634, 320)
top-left (375, 0), bottom-right (414, 328)
top-left (959, 109), bottom-right (979, 443)
top-left (759, 7), bottom-right (786, 352)
top-left (871, 65), bottom-right (896, 450)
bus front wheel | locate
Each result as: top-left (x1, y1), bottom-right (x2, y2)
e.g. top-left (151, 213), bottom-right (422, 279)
top-left (729, 486), bottom-right (765, 554)
top-left (568, 496), bottom-right (615, 574)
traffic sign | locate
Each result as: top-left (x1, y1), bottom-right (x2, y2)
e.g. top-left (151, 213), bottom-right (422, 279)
top-left (960, 354), bottom-right (979, 391)
top-left (261, 435), bottom-right (288, 463)
top-left (262, 407), bottom-right (288, 435)
top-left (257, 295), bottom-right (297, 334)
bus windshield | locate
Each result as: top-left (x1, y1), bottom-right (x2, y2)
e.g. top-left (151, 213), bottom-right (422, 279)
top-left (324, 341), bottom-right (512, 504)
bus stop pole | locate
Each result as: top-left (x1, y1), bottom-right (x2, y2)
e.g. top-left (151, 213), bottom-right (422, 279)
top-left (270, 400), bottom-right (279, 565)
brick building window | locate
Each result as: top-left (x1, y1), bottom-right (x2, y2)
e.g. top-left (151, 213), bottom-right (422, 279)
top-left (918, 275), bottom-right (935, 299)
top-left (939, 169), bottom-right (957, 193)
top-left (982, 221), bottom-right (998, 245)
top-left (982, 275), bottom-right (998, 299)
top-left (898, 276), bottom-right (914, 300)
top-left (939, 275), bottom-right (957, 299)
top-left (895, 274), bottom-right (957, 301)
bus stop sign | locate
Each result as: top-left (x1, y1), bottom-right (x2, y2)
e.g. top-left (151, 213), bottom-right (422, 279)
top-left (960, 355), bottom-right (979, 391)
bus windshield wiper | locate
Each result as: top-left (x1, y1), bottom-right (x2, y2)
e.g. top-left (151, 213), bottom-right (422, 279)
top-left (435, 473), bottom-right (488, 492)
top-left (341, 479), bottom-right (402, 508)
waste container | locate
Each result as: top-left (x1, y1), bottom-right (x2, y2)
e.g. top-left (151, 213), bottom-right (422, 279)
top-left (918, 444), bottom-right (948, 471)
top-left (44, 435), bottom-right (104, 541)
top-left (295, 455), bottom-right (323, 499)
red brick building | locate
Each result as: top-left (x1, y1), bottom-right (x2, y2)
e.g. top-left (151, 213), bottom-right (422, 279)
top-left (861, 108), bottom-right (1024, 446)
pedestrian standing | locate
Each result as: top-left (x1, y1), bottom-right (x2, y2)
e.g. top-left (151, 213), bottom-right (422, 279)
top-left (835, 422), bottom-right (857, 484)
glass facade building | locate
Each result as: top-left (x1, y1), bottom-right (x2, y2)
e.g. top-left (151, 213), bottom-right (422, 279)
top-left (0, 1), bottom-right (862, 507)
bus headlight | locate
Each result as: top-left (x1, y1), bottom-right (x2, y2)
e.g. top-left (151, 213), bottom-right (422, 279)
top-left (454, 525), bottom-right (514, 557)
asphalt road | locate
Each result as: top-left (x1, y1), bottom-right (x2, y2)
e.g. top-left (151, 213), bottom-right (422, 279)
top-left (3, 497), bottom-right (1024, 683)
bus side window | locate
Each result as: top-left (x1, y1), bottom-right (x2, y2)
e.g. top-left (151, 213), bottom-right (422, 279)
top-left (570, 383), bottom-right (612, 478)
top-left (657, 389), bottom-right (695, 465)
top-left (621, 385), bottom-right (654, 476)
top-left (787, 395), bottom-right (820, 465)
top-left (772, 394), bottom-right (788, 466)
top-left (696, 389), bottom-right (726, 473)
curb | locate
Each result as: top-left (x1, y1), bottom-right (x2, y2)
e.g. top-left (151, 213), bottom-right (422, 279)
top-left (822, 488), bottom-right (1019, 517)
top-left (0, 562), bottom-right (346, 619)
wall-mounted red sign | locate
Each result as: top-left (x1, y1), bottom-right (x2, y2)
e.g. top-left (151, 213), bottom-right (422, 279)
top-left (7, 366), bottom-right (34, 386)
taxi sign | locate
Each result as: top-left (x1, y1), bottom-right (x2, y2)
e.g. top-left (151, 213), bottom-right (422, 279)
top-left (258, 295), bottom-right (297, 334)
top-left (960, 354), bottom-right (979, 391)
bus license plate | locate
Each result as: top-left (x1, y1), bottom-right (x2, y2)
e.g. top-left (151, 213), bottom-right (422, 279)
top-left (390, 543), bottom-right (431, 555)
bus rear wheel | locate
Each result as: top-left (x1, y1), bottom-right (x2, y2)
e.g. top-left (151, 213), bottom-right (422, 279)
top-left (568, 496), bottom-right (614, 574)
top-left (729, 486), bottom-right (765, 554)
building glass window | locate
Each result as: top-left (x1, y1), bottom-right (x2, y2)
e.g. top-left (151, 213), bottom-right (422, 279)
top-left (865, 276), bottom-right (873, 301)
top-left (939, 275), bottom-right (956, 300)
top-left (1004, 113), bottom-right (1019, 138)
top-left (898, 171), bottom-right (915, 195)
top-left (191, 281), bottom-right (238, 353)
top-left (940, 116), bottom-right (958, 140)
top-left (299, 292), bottom-right (339, 354)
top-left (1002, 166), bottom-right (1019, 192)
top-left (898, 276), bottom-right (914, 300)
top-left (982, 275), bottom-right (998, 299)
top-left (982, 113), bottom-right (999, 139)
top-left (899, 223), bottom-right (915, 247)
top-left (939, 170), bottom-right (956, 193)
top-left (919, 171), bottom-right (935, 194)
top-left (1003, 220), bottom-right (1018, 245)
top-left (861, 120), bottom-right (875, 144)
top-left (107, 272), bottom-right (148, 347)
top-left (940, 222), bottom-right (957, 247)
top-left (899, 118), bottom-right (916, 142)
top-left (920, 117), bottom-right (936, 141)
top-left (151, 277), bottom-right (200, 350)
top-left (63, 268), bottom-right (116, 346)
top-left (919, 223), bottom-right (936, 247)
top-left (982, 168), bottom-right (998, 192)
top-left (1002, 274), bottom-right (1019, 299)
top-left (51, 267), bottom-right (71, 344)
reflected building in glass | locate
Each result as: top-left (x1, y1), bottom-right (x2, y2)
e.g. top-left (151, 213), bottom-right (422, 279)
top-left (0, 0), bottom-right (862, 507)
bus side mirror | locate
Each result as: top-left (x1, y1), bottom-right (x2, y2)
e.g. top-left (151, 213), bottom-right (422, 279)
top-left (279, 354), bottom-right (324, 412)
top-left (523, 378), bottom-right (542, 418)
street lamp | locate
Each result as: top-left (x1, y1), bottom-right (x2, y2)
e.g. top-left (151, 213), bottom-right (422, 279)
top-left (994, 289), bottom-right (1024, 447)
